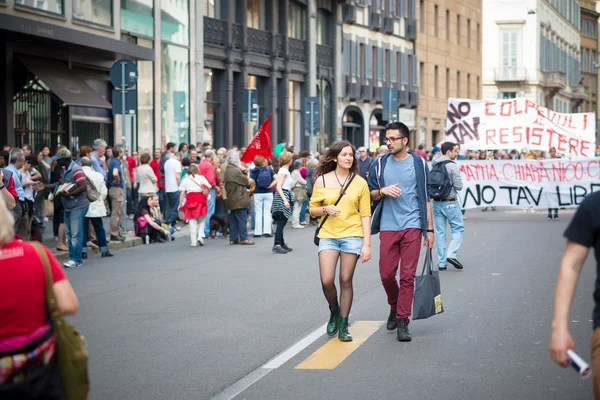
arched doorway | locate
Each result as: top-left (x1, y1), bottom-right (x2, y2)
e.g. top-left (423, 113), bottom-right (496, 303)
top-left (369, 109), bottom-right (386, 152)
top-left (342, 106), bottom-right (364, 147)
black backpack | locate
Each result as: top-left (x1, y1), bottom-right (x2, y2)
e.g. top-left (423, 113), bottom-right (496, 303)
top-left (427, 160), bottom-right (454, 200)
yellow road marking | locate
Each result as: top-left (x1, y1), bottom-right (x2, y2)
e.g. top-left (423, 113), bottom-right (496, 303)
top-left (295, 321), bottom-right (385, 370)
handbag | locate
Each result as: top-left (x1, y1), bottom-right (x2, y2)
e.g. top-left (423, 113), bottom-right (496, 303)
top-left (44, 198), bottom-right (54, 217)
top-left (412, 248), bottom-right (444, 320)
top-left (313, 174), bottom-right (357, 246)
top-left (32, 242), bottom-right (90, 400)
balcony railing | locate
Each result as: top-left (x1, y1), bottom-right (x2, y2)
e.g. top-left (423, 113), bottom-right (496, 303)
top-left (370, 13), bottom-right (382, 31)
top-left (289, 38), bottom-right (307, 62)
top-left (247, 27), bottom-right (271, 55)
top-left (343, 4), bottom-right (357, 24)
top-left (409, 88), bottom-right (419, 107)
top-left (494, 68), bottom-right (527, 82)
top-left (232, 23), bottom-right (242, 49)
top-left (398, 86), bottom-right (409, 106)
top-left (373, 86), bottom-right (383, 103)
top-left (317, 45), bottom-right (334, 68)
top-left (345, 77), bottom-right (360, 99)
top-left (406, 19), bottom-right (417, 40)
top-left (204, 17), bottom-right (227, 47)
top-left (571, 85), bottom-right (588, 99)
top-left (383, 17), bottom-right (394, 34)
top-left (361, 84), bottom-right (372, 100)
top-left (275, 34), bottom-right (285, 57)
top-left (542, 71), bottom-right (567, 89)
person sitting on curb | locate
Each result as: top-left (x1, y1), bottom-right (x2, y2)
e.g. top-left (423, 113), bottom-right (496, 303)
top-left (134, 195), bottom-right (173, 244)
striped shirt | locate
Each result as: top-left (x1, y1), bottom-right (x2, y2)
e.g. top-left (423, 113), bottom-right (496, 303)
top-left (61, 161), bottom-right (89, 211)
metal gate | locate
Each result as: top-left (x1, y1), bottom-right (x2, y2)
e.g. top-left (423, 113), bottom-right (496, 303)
top-left (13, 86), bottom-right (67, 152)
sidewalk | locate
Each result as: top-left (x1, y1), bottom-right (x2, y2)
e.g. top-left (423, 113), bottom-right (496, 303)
top-left (44, 216), bottom-right (190, 262)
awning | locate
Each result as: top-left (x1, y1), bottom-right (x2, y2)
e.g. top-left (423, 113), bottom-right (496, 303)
top-left (343, 122), bottom-right (362, 128)
top-left (19, 56), bottom-right (112, 109)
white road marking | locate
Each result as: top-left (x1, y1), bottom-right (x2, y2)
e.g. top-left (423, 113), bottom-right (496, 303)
top-left (209, 323), bottom-right (327, 400)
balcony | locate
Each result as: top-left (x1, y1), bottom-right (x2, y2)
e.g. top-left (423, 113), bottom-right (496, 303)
top-left (289, 38), bottom-right (307, 62)
top-left (361, 84), bottom-right (372, 101)
top-left (343, 4), bottom-right (357, 24)
top-left (370, 13), bottom-right (382, 31)
top-left (409, 88), bottom-right (419, 108)
top-left (204, 17), bottom-right (227, 47)
top-left (494, 68), bottom-right (527, 82)
top-left (542, 71), bottom-right (567, 97)
top-left (383, 17), bottom-right (394, 34)
top-left (247, 27), bottom-right (271, 55)
top-left (232, 23), bottom-right (242, 49)
top-left (406, 19), bottom-right (417, 40)
top-left (398, 86), bottom-right (409, 106)
top-left (317, 45), bottom-right (334, 69)
top-left (345, 78), bottom-right (360, 100)
top-left (571, 85), bottom-right (589, 108)
top-left (374, 86), bottom-right (383, 103)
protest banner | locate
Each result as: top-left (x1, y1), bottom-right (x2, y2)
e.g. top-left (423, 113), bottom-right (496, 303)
top-left (455, 159), bottom-right (600, 209)
top-left (445, 98), bottom-right (596, 158)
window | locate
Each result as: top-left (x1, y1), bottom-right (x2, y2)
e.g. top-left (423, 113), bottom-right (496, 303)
top-left (501, 31), bottom-right (518, 79)
top-left (161, 43), bottom-right (190, 145)
top-left (316, 9), bottom-right (332, 45)
top-left (161, 0), bottom-right (189, 45)
top-left (73, 0), bottom-right (112, 26)
top-left (247, 0), bottom-right (262, 29)
top-left (122, 0), bottom-right (154, 36)
top-left (467, 19), bottom-right (471, 49)
top-left (420, 62), bottom-right (424, 94)
top-left (467, 73), bottom-right (471, 98)
top-left (457, 71), bottom-right (460, 97)
top-left (205, 0), bottom-right (220, 18)
top-left (288, 81), bottom-right (302, 148)
top-left (434, 5), bottom-right (439, 37)
top-left (446, 68), bottom-right (450, 98)
top-left (457, 15), bottom-right (460, 45)
top-left (420, 0), bottom-right (425, 33)
top-left (500, 92), bottom-right (517, 99)
top-left (446, 10), bottom-right (450, 41)
top-left (359, 44), bottom-right (365, 82)
top-left (434, 65), bottom-right (439, 98)
top-left (288, 1), bottom-right (306, 39)
top-left (15, 0), bottom-right (63, 14)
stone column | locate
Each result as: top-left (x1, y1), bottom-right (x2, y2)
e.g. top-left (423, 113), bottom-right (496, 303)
top-left (306, 0), bottom-right (318, 152)
top-left (0, 33), bottom-right (14, 147)
top-left (195, 0), bottom-right (205, 146)
top-left (333, 2), bottom-right (342, 144)
top-left (189, 0), bottom-right (197, 146)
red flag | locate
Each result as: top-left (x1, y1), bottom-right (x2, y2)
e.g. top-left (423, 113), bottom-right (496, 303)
top-left (241, 115), bottom-right (273, 164)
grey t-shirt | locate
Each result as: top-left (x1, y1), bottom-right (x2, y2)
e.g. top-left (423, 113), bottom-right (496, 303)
top-left (380, 157), bottom-right (421, 231)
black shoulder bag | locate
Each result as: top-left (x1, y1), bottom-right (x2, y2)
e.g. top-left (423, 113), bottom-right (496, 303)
top-left (313, 174), bottom-right (357, 246)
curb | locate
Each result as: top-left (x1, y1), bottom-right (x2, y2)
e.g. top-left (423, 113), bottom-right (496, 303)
top-left (51, 237), bottom-right (144, 262)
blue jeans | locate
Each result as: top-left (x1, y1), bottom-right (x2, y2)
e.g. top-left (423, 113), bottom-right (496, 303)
top-left (229, 208), bottom-right (248, 242)
top-left (166, 191), bottom-right (179, 226)
top-left (83, 217), bottom-right (108, 253)
top-left (433, 201), bottom-right (464, 268)
top-left (204, 189), bottom-right (216, 236)
top-left (300, 199), bottom-right (309, 223)
top-left (64, 207), bottom-right (88, 264)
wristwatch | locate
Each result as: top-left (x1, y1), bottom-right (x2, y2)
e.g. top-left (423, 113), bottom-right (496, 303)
top-left (379, 188), bottom-right (385, 197)
top-left (0, 185), bottom-right (4, 190)
top-left (426, 229), bottom-right (434, 233)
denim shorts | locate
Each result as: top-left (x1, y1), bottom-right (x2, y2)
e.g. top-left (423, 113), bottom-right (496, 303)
top-left (318, 237), bottom-right (363, 255)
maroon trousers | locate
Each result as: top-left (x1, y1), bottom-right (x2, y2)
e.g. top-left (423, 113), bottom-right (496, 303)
top-left (379, 228), bottom-right (422, 322)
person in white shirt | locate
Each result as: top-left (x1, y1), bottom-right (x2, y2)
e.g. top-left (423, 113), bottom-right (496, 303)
top-left (80, 157), bottom-right (112, 258)
top-left (290, 159), bottom-right (307, 229)
top-left (178, 164), bottom-right (211, 247)
top-left (164, 152), bottom-right (182, 229)
top-left (137, 152), bottom-right (158, 197)
top-left (18, 155), bottom-right (41, 239)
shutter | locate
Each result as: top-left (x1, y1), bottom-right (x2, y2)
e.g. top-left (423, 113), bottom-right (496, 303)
top-left (376, 47), bottom-right (383, 81)
top-left (353, 41), bottom-right (359, 77)
top-left (366, 45), bottom-right (373, 80)
top-left (350, 41), bottom-right (356, 77)
top-left (409, 0), bottom-right (416, 19)
top-left (540, 36), bottom-right (545, 70)
top-left (401, 52), bottom-right (408, 84)
top-left (411, 55), bottom-right (418, 87)
top-left (343, 39), bottom-right (350, 75)
top-left (390, 0), bottom-right (396, 16)
top-left (390, 50), bottom-right (397, 83)
top-left (399, 0), bottom-right (406, 18)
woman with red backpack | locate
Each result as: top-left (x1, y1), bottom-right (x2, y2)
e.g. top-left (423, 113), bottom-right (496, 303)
top-left (250, 156), bottom-right (276, 238)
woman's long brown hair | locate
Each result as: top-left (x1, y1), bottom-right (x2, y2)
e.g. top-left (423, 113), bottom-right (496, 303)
top-left (315, 140), bottom-right (359, 177)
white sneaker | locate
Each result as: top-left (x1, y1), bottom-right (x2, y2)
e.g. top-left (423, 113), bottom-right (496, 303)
top-left (292, 225), bottom-right (305, 229)
top-left (63, 260), bottom-right (83, 268)
top-left (191, 243), bottom-right (198, 247)
top-left (198, 237), bottom-right (204, 246)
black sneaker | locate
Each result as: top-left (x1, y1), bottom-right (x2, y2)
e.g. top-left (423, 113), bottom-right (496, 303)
top-left (386, 309), bottom-right (397, 331)
top-left (263, 233), bottom-right (273, 238)
top-left (282, 243), bottom-right (293, 252)
top-left (447, 257), bottom-right (464, 270)
top-left (272, 245), bottom-right (288, 254)
top-left (397, 319), bottom-right (412, 342)
top-left (81, 252), bottom-right (88, 260)
top-left (101, 251), bottom-right (114, 258)
top-left (554, 214), bottom-right (559, 220)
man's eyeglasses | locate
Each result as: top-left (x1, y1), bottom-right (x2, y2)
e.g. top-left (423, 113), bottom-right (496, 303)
top-left (384, 136), bottom-right (405, 143)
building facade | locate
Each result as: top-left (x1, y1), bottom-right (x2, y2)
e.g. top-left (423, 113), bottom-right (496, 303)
top-left (200, 0), bottom-right (340, 152)
top-left (0, 0), bottom-right (199, 154)
top-left (482, 0), bottom-right (587, 123)
top-left (416, 0), bottom-right (482, 148)
top-left (339, 0), bottom-right (418, 152)
top-left (580, 0), bottom-right (598, 119)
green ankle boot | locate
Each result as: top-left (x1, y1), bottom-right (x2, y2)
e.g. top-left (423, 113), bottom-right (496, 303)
top-left (338, 316), bottom-right (353, 342)
top-left (327, 306), bottom-right (340, 337)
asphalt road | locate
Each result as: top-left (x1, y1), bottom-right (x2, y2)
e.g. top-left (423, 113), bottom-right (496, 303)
top-left (65, 207), bottom-right (595, 400)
